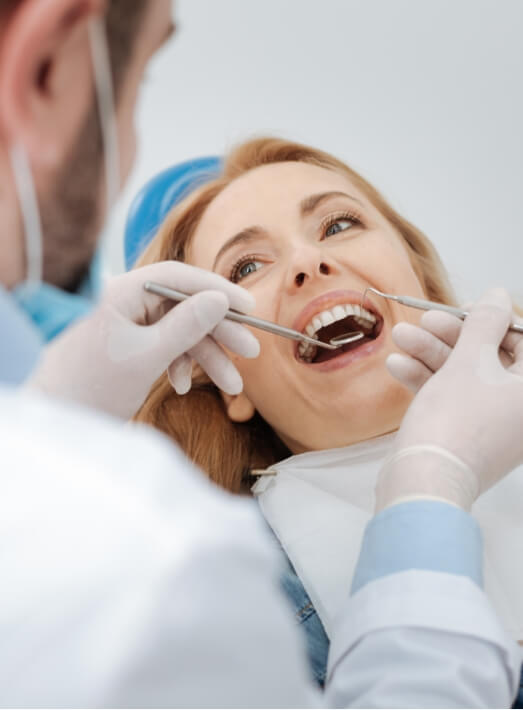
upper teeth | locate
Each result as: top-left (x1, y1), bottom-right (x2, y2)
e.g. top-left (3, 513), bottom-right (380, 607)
top-left (304, 303), bottom-right (376, 338)
top-left (297, 303), bottom-right (377, 362)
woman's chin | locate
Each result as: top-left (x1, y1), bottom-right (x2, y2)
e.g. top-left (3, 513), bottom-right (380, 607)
top-left (282, 378), bottom-right (410, 453)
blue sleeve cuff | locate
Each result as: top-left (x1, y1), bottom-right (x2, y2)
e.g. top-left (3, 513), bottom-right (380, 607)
top-left (351, 500), bottom-right (483, 594)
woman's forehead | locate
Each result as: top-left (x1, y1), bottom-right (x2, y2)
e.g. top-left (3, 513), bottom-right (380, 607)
top-left (190, 161), bottom-right (369, 257)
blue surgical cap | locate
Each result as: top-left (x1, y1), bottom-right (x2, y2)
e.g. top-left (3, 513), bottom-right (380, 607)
top-left (124, 156), bottom-right (222, 270)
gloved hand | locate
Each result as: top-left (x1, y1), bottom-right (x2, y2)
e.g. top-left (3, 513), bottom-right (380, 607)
top-left (376, 288), bottom-right (523, 511)
top-left (27, 262), bottom-right (260, 419)
top-left (386, 300), bottom-right (517, 392)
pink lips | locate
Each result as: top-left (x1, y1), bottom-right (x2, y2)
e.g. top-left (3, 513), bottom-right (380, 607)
top-left (291, 289), bottom-right (386, 373)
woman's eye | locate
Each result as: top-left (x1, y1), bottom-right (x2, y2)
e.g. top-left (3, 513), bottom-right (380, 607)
top-left (324, 217), bottom-right (359, 238)
top-left (231, 258), bottom-right (264, 283)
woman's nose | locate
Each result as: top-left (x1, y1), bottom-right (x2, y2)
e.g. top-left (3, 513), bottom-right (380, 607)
top-left (286, 247), bottom-right (339, 291)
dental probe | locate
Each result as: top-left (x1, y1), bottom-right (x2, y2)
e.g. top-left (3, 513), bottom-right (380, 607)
top-left (362, 287), bottom-right (523, 334)
top-left (144, 281), bottom-right (365, 350)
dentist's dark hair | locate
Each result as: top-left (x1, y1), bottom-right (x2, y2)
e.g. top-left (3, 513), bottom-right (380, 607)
top-left (133, 136), bottom-right (458, 494)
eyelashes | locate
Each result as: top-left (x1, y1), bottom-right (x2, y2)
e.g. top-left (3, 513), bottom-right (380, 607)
top-left (230, 255), bottom-right (265, 283)
top-left (228, 210), bottom-right (365, 282)
top-left (319, 210), bottom-right (364, 239)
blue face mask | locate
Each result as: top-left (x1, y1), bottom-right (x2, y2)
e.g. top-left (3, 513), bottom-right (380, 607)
top-left (11, 248), bottom-right (102, 343)
top-left (0, 284), bottom-right (43, 385)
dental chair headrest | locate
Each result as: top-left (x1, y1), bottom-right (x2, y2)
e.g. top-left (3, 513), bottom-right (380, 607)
top-left (124, 156), bottom-right (222, 270)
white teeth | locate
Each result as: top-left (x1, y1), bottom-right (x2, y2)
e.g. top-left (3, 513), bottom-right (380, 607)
top-left (332, 305), bottom-right (346, 320)
top-left (312, 316), bottom-right (322, 332)
top-left (301, 302), bottom-right (377, 340)
top-left (298, 340), bottom-right (317, 362)
top-left (319, 310), bottom-right (335, 327)
top-left (297, 302), bottom-right (380, 362)
top-left (305, 323), bottom-right (315, 337)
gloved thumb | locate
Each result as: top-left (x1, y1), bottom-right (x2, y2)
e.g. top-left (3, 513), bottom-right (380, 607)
top-left (454, 288), bottom-right (512, 358)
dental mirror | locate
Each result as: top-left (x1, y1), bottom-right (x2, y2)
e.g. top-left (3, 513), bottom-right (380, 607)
top-left (328, 332), bottom-right (366, 347)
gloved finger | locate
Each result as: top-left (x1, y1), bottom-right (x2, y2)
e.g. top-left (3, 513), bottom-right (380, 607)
top-left (109, 261), bottom-right (256, 320)
top-left (454, 288), bottom-right (512, 357)
top-left (189, 338), bottom-right (243, 395)
top-left (212, 319), bottom-right (260, 359)
top-left (500, 312), bottom-right (523, 359)
top-left (510, 356), bottom-right (523, 377)
top-left (460, 299), bottom-right (519, 356)
top-left (145, 290), bottom-right (230, 370)
top-left (167, 354), bottom-right (193, 395)
top-left (421, 306), bottom-right (519, 361)
top-left (386, 352), bottom-right (432, 392)
top-left (391, 322), bottom-right (452, 372)
top-left (420, 310), bottom-right (463, 348)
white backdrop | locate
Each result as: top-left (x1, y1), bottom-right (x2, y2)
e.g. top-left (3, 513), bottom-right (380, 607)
top-left (105, 0), bottom-right (523, 304)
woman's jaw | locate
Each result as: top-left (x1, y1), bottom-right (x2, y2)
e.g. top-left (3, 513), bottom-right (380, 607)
top-left (188, 161), bottom-right (425, 453)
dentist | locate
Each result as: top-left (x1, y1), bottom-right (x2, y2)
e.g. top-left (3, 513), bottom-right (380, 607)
top-left (0, 0), bottom-right (522, 706)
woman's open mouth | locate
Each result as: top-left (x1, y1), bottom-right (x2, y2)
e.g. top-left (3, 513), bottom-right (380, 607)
top-left (294, 297), bottom-right (385, 367)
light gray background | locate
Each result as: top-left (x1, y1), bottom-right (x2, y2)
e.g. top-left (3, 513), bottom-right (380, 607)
top-left (105, 0), bottom-right (522, 304)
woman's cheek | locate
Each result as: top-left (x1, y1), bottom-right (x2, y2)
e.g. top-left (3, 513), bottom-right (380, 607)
top-left (354, 239), bottom-right (426, 325)
top-left (228, 329), bottom-right (273, 378)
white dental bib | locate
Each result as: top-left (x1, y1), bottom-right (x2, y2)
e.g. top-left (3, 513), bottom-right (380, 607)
top-left (252, 434), bottom-right (523, 640)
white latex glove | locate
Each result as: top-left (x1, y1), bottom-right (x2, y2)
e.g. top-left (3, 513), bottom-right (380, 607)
top-left (387, 301), bottom-right (517, 391)
top-left (376, 288), bottom-right (523, 511)
top-left (28, 262), bottom-right (260, 419)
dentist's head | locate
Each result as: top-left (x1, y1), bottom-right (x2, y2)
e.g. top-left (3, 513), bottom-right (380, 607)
top-left (0, 0), bottom-right (174, 294)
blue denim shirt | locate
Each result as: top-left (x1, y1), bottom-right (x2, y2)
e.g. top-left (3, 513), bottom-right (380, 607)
top-left (280, 552), bottom-right (329, 688)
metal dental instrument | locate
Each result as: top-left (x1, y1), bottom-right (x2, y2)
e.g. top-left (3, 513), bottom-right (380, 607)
top-left (144, 282), bottom-right (365, 349)
top-left (362, 287), bottom-right (523, 334)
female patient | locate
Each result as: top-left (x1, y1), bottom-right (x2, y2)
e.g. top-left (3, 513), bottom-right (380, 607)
top-left (133, 137), bottom-right (523, 686)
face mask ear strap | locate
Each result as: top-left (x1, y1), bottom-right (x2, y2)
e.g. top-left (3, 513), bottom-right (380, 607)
top-left (8, 143), bottom-right (43, 286)
top-left (88, 15), bottom-right (120, 214)
top-left (10, 16), bottom-right (119, 289)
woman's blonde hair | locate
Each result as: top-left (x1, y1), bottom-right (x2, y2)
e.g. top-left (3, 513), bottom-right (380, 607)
top-left (134, 137), bottom-right (456, 493)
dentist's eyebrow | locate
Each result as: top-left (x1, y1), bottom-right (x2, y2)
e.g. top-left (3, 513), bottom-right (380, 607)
top-left (300, 191), bottom-right (364, 216)
top-left (212, 226), bottom-right (268, 270)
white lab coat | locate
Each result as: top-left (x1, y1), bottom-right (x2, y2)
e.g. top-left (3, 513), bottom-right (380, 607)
top-left (0, 386), bottom-right (520, 707)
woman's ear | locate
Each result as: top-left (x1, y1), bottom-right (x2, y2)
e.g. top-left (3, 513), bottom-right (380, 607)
top-left (220, 389), bottom-right (256, 423)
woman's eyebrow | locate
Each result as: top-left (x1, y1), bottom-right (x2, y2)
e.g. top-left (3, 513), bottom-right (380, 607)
top-left (211, 192), bottom-right (363, 270)
top-left (212, 226), bottom-right (267, 270)
top-left (300, 191), bottom-right (364, 215)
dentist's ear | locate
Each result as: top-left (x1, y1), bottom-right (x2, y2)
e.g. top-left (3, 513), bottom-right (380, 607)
top-left (220, 389), bottom-right (256, 423)
top-left (0, 0), bottom-right (106, 166)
